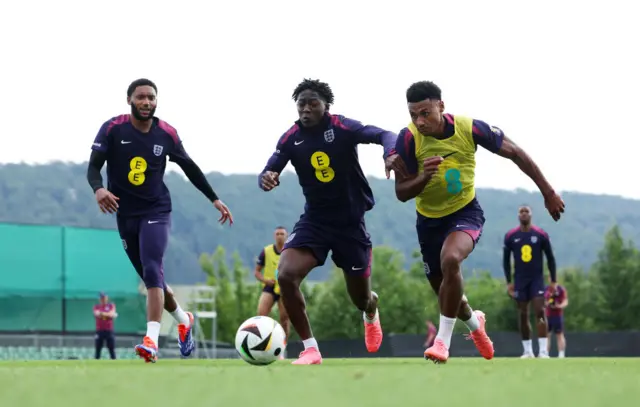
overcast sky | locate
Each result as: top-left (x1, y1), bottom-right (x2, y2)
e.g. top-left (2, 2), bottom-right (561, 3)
top-left (1, 0), bottom-right (638, 199)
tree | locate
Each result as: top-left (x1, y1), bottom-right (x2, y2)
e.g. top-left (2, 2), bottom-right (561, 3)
top-left (591, 225), bottom-right (640, 330)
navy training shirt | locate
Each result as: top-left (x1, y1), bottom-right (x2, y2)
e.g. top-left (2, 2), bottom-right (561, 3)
top-left (503, 225), bottom-right (555, 282)
top-left (91, 115), bottom-right (191, 217)
top-left (259, 113), bottom-right (397, 225)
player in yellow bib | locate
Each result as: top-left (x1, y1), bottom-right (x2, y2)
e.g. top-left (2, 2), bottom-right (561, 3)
top-left (394, 81), bottom-right (565, 363)
top-left (255, 226), bottom-right (290, 343)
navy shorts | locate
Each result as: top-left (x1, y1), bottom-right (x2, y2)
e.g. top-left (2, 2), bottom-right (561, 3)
top-left (116, 212), bottom-right (170, 289)
top-left (417, 199), bottom-right (485, 281)
top-left (262, 285), bottom-right (280, 301)
top-left (547, 315), bottom-right (564, 333)
top-left (284, 215), bottom-right (372, 277)
top-left (513, 277), bottom-right (545, 302)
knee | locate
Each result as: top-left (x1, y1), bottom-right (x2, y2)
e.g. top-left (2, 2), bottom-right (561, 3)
top-left (518, 306), bottom-right (529, 318)
top-left (277, 266), bottom-right (299, 289)
top-left (441, 251), bottom-right (463, 274)
top-left (142, 264), bottom-right (164, 289)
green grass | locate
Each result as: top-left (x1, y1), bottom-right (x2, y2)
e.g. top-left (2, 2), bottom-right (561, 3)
top-left (0, 358), bottom-right (638, 407)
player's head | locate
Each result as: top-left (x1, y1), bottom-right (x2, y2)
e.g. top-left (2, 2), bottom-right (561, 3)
top-left (99, 292), bottom-right (108, 304)
top-left (406, 81), bottom-right (445, 135)
top-left (127, 78), bottom-right (158, 122)
top-left (274, 226), bottom-right (288, 245)
top-left (292, 78), bottom-right (334, 128)
top-left (518, 205), bottom-right (532, 226)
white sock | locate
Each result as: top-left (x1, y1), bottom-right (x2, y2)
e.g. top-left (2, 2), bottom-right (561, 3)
top-left (522, 339), bottom-right (533, 354)
top-left (170, 304), bottom-right (191, 326)
top-left (302, 338), bottom-right (318, 350)
top-left (558, 350), bottom-right (565, 358)
top-left (539, 338), bottom-right (548, 354)
top-left (435, 315), bottom-right (457, 348)
top-left (363, 308), bottom-right (379, 323)
top-left (461, 312), bottom-right (480, 332)
top-left (146, 321), bottom-right (161, 345)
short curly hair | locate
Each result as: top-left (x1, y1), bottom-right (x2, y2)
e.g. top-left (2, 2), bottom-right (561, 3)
top-left (406, 81), bottom-right (441, 103)
top-left (292, 78), bottom-right (335, 105)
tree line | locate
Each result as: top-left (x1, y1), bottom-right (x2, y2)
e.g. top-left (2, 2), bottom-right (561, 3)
top-left (3, 163), bottom-right (640, 284)
top-left (196, 225), bottom-right (640, 344)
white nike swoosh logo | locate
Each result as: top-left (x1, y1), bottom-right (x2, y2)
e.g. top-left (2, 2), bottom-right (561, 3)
top-left (352, 266), bottom-right (363, 271)
top-left (148, 221), bottom-right (159, 224)
top-left (121, 141), bottom-right (132, 144)
top-left (294, 140), bottom-right (304, 145)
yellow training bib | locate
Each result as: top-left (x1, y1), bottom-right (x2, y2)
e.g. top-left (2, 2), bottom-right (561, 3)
top-left (411, 115), bottom-right (476, 218)
top-left (262, 244), bottom-right (281, 295)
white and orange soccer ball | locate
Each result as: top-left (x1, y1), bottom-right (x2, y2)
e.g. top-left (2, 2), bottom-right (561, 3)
top-left (235, 316), bottom-right (286, 365)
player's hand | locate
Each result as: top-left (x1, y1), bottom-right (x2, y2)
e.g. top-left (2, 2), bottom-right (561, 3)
top-left (544, 191), bottom-right (565, 221)
top-left (95, 188), bottom-right (119, 214)
top-left (384, 153), bottom-right (410, 179)
top-left (213, 200), bottom-right (233, 225)
top-left (507, 283), bottom-right (515, 298)
top-left (261, 171), bottom-right (280, 191)
top-left (423, 156), bottom-right (444, 181)
top-left (265, 279), bottom-right (276, 286)
top-left (549, 281), bottom-right (557, 291)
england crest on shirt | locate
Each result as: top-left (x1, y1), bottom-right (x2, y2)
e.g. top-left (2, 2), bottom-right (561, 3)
top-left (324, 129), bottom-right (335, 143)
top-left (153, 144), bottom-right (164, 156)
top-left (531, 236), bottom-right (538, 244)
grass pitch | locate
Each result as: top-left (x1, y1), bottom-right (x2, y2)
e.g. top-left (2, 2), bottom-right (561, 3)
top-left (1, 358), bottom-right (637, 407)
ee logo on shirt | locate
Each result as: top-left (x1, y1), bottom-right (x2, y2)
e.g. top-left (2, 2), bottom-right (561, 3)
top-left (310, 151), bottom-right (335, 183)
top-left (128, 156), bottom-right (147, 186)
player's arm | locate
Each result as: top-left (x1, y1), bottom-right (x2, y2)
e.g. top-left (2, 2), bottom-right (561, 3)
top-left (87, 121), bottom-right (120, 213)
top-left (104, 304), bottom-right (117, 319)
top-left (541, 235), bottom-right (557, 283)
top-left (394, 128), bottom-right (428, 202)
top-left (340, 116), bottom-right (410, 178)
top-left (474, 120), bottom-right (559, 209)
top-left (558, 289), bottom-right (569, 308)
top-left (254, 250), bottom-right (267, 283)
top-left (340, 117), bottom-right (397, 157)
top-left (169, 141), bottom-right (220, 203)
top-left (259, 132), bottom-right (292, 191)
top-left (87, 121), bottom-right (110, 193)
top-left (93, 307), bottom-right (101, 318)
top-left (503, 244), bottom-right (513, 284)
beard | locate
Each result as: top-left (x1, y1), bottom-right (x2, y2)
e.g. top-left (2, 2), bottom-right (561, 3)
top-left (130, 104), bottom-right (156, 121)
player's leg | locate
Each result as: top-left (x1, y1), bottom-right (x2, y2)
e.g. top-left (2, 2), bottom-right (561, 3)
top-left (95, 332), bottom-right (105, 359)
top-left (256, 289), bottom-right (276, 316)
top-left (162, 283), bottom-right (195, 356)
top-left (116, 216), bottom-right (158, 361)
top-left (515, 286), bottom-right (535, 357)
top-left (276, 298), bottom-right (290, 341)
top-left (531, 280), bottom-right (549, 357)
top-left (556, 320), bottom-right (566, 358)
top-left (133, 214), bottom-right (172, 362)
top-left (333, 233), bottom-right (382, 353)
top-left (277, 221), bottom-right (329, 365)
top-left (276, 297), bottom-right (289, 360)
top-left (106, 331), bottom-right (116, 360)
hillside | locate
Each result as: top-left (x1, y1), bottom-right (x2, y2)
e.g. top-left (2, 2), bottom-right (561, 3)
top-left (1, 162), bottom-right (640, 283)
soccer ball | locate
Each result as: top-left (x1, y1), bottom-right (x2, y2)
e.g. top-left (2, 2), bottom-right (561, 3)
top-left (235, 316), bottom-right (286, 365)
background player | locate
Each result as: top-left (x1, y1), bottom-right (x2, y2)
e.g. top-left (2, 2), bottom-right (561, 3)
top-left (423, 319), bottom-right (437, 348)
top-left (93, 292), bottom-right (117, 360)
top-left (255, 226), bottom-right (290, 345)
top-left (545, 281), bottom-right (568, 357)
top-left (394, 81), bottom-right (565, 364)
top-left (504, 205), bottom-right (557, 358)
top-left (259, 78), bottom-right (408, 365)
top-left (86, 78), bottom-right (233, 363)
